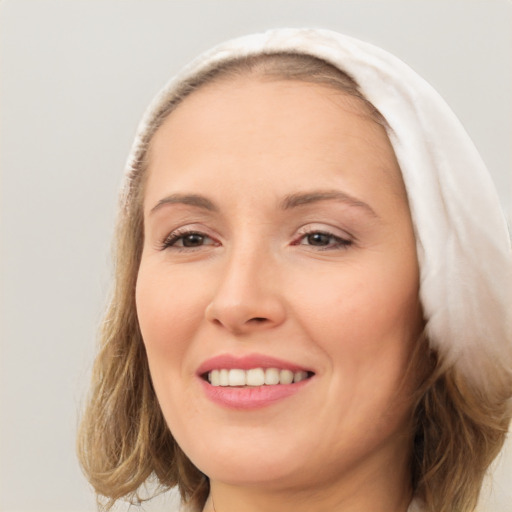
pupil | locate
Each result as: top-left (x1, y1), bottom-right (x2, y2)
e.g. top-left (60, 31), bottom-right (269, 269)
top-left (308, 233), bottom-right (330, 246)
top-left (183, 234), bottom-right (204, 247)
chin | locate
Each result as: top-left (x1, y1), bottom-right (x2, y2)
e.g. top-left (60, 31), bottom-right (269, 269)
top-left (181, 427), bottom-right (311, 487)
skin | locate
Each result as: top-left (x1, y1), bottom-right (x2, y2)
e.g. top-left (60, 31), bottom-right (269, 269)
top-left (136, 77), bottom-right (423, 512)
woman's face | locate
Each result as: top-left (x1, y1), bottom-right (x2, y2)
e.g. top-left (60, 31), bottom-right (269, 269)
top-left (136, 77), bottom-right (422, 491)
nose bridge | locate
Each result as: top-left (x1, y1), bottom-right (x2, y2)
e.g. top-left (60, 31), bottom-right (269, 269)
top-left (205, 236), bottom-right (286, 332)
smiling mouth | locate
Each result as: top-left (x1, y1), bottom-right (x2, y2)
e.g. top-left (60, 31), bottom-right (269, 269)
top-left (203, 368), bottom-right (315, 387)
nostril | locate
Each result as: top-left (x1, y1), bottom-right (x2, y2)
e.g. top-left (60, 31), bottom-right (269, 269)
top-left (250, 317), bottom-right (268, 323)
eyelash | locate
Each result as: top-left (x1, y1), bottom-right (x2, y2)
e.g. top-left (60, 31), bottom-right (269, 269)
top-left (159, 228), bottom-right (353, 252)
top-left (292, 230), bottom-right (353, 250)
top-left (160, 229), bottom-right (218, 251)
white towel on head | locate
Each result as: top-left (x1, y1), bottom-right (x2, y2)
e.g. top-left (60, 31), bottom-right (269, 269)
top-left (124, 28), bottom-right (512, 398)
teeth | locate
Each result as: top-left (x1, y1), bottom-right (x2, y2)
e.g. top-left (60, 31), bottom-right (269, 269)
top-left (279, 369), bottom-right (294, 385)
top-left (228, 369), bottom-right (246, 386)
top-left (210, 369), bottom-right (220, 386)
top-left (293, 371), bottom-right (308, 383)
top-left (219, 369), bottom-right (229, 386)
top-left (246, 368), bottom-right (265, 386)
top-left (264, 368), bottom-right (280, 385)
top-left (207, 367), bottom-right (310, 387)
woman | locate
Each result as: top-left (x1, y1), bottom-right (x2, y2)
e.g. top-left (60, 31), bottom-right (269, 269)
top-left (77, 28), bottom-right (512, 512)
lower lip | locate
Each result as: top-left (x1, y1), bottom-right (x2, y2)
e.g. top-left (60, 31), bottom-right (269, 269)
top-left (200, 378), bottom-right (312, 410)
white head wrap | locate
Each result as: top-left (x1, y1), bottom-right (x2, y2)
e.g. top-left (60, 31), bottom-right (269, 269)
top-left (124, 28), bottom-right (512, 399)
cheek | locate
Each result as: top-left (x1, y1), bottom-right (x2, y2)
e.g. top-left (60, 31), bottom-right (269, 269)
top-left (279, 259), bottom-right (420, 461)
top-left (135, 263), bottom-right (208, 365)
top-left (135, 263), bottom-right (212, 434)
top-left (291, 254), bottom-right (421, 387)
top-left (296, 261), bottom-right (419, 340)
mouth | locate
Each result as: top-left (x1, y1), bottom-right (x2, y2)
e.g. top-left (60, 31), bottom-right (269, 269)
top-left (197, 354), bottom-right (315, 409)
top-left (202, 368), bottom-right (314, 387)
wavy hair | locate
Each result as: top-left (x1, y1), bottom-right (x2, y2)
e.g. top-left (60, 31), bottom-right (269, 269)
top-left (77, 53), bottom-right (511, 512)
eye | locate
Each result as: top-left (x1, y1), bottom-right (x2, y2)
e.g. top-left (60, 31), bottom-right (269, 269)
top-left (304, 232), bottom-right (334, 246)
top-left (161, 230), bottom-right (218, 250)
top-left (295, 230), bottom-right (352, 250)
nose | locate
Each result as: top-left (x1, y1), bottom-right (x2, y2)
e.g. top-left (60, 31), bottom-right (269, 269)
top-left (205, 248), bottom-right (286, 335)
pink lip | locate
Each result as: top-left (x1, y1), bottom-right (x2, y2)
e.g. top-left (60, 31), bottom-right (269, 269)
top-left (200, 379), bottom-right (311, 409)
top-left (197, 353), bottom-right (314, 410)
top-left (196, 353), bottom-right (312, 375)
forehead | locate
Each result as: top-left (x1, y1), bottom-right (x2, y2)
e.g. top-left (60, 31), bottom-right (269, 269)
top-left (145, 77), bottom-right (406, 206)
top-left (153, 76), bottom-right (386, 145)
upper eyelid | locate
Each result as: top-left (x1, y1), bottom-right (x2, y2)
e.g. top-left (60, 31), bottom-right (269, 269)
top-left (295, 223), bottom-right (353, 240)
top-left (153, 226), bottom-right (215, 252)
top-left (156, 221), bottom-right (355, 249)
top-left (163, 228), bottom-right (217, 245)
top-left (162, 223), bottom-right (218, 239)
top-left (294, 231), bottom-right (352, 247)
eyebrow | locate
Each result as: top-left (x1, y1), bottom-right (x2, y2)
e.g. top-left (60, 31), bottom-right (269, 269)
top-left (280, 190), bottom-right (378, 217)
top-left (149, 189), bottom-right (377, 217)
top-left (149, 193), bottom-right (218, 215)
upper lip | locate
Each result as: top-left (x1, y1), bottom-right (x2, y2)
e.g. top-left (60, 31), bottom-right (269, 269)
top-left (196, 353), bottom-right (314, 376)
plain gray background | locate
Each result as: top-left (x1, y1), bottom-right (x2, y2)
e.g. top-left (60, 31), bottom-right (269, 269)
top-left (1, 1), bottom-right (511, 511)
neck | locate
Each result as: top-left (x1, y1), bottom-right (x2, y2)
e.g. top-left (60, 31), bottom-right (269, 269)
top-left (203, 453), bottom-right (413, 512)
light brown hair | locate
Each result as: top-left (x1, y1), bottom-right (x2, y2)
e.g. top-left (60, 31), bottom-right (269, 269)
top-left (77, 53), bottom-right (511, 512)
